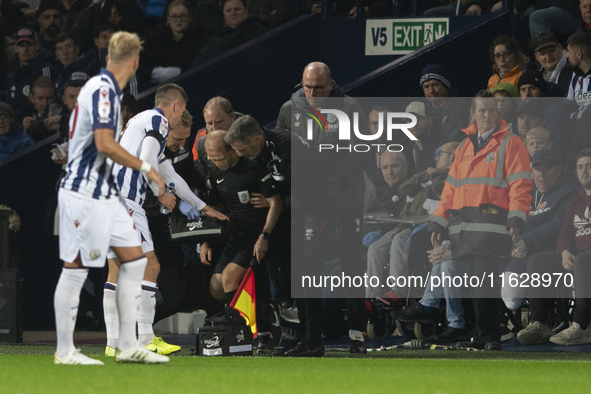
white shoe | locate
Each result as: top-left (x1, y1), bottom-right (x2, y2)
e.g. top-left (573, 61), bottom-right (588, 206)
top-left (54, 349), bottom-right (104, 365)
top-left (115, 346), bottom-right (170, 364)
top-left (517, 321), bottom-right (553, 345)
top-left (549, 322), bottom-right (591, 345)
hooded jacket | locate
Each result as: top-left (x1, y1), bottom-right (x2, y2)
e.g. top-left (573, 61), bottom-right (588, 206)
top-left (429, 119), bottom-right (533, 258)
top-left (522, 164), bottom-right (580, 254)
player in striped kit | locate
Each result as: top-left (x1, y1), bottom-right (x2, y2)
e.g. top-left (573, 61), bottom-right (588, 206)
top-left (103, 84), bottom-right (229, 357)
top-left (54, 32), bottom-right (169, 365)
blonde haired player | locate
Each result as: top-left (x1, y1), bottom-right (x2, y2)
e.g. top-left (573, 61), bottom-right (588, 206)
top-left (103, 86), bottom-right (228, 357)
top-left (54, 32), bottom-right (169, 365)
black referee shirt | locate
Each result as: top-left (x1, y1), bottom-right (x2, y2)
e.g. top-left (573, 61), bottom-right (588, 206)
top-left (211, 156), bottom-right (278, 231)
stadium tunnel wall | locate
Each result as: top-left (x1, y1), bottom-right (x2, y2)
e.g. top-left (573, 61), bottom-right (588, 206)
top-left (0, 9), bottom-right (525, 330)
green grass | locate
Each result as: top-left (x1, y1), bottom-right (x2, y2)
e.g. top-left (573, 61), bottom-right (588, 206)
top-left (2, 345), bottom-right (591, 393)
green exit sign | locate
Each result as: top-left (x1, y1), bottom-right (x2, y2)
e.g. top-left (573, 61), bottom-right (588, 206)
top-left (366, 18), bottom-right (449, 56)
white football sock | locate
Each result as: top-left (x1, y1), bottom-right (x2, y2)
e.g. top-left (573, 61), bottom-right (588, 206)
top-left (54, 267), bottom-right (89, 358)
top-left (103, 282), bottom-right (119, 349)
top-left (138, 280), bottom-right (157, 346)
top-left (116, 257), bottom-right (147, 351)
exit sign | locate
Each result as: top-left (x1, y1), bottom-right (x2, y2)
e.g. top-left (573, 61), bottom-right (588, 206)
top-left (365, 18), bottom-right (449, 55)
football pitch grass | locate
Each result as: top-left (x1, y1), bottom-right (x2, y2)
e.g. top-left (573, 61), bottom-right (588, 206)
top-left (3, 345), bottom-right (591, 393)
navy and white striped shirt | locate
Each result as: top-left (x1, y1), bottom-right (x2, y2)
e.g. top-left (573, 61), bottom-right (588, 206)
top-left (115, 107), bottom-right (169, 206)
top-left (61, 68), bottom-right (123, 200)
top-left (567, 72), bottom-right (591, 115)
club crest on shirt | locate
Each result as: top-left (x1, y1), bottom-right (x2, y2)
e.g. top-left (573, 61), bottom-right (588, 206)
top-left (237, 190), bottom-right (250, 204)
top-left (90, 249), bottom-right (101, 260)
top-left (485, 152), bottom-right (496, 163)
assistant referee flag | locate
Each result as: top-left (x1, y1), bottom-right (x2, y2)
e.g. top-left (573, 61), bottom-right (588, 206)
top-left (230, 267), bottom-right (257, 338)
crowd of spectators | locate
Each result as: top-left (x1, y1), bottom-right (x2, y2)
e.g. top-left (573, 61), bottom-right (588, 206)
top-left (5, 0), bottom-right (591, 355)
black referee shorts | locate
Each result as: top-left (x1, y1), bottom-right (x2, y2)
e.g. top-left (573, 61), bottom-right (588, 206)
top-left (214, 225), bottom-right (264, 274)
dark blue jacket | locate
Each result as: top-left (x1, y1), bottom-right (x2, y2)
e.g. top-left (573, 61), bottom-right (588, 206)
top-left (0, 123), bottom-right (34, 161)
top-left (6, 49), bottom-right (57, 113)
top-left (522, 164), bottom-right (580, 254)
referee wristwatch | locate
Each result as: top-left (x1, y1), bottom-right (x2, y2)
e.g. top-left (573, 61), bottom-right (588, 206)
top-left (260, 232), bottom-right (270, 240)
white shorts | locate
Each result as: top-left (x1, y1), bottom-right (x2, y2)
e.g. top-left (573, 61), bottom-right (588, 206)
top-left (58, 188), bottom-right (141, 267)
top-left (106, 199), bottom-right (153, 259)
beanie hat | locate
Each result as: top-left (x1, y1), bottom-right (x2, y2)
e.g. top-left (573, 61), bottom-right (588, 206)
top-left (517, 70), bottom-right (547, 94)
top-left (491, 82), bottom-right (519, 98)
top-left (419, 65), bottom-right (451, 90)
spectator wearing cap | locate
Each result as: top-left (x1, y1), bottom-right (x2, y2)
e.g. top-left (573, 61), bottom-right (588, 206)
top-left (6, 28), bottom-right (57, 113)
top-left (517, 70), bottom-right (574, 157)
top-left (420, 64), bottom-right (470, 142)
top-left (0, 102), bottom-right (34, 161)
top-left (526, 127), bottom-right (553, 159)
top-left (405, 101), bottom-right (448, 174)
top-left (37, 0), bottom-right (64, 54)
top-left (516, 101), bottom-right (546, 142)
top-left (519, 148), bottom-right (591, 346)
top-left (15, 76), bottom-right (55, 135)
top-left (502, 149), bottom-right (579, 316)
top-left (28, 73), bottom-right (87, 142)
top-left (492, 83), bottom-right (520, 131)
top-left (488, 36), bottom-right (529, 91)
top-left (53, 33), bottom-right (89, 93)
top-left (531, 31), bottom-right (573, 94)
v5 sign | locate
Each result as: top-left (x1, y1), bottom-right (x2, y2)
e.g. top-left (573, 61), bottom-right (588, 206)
top-left (365, 18), bottom-right (449, 55)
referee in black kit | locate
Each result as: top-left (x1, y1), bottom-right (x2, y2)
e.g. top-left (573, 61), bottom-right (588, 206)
top-left (224, 115), bottom-right (292, 305)
top-left (200, 130), bottom-right (283, 352)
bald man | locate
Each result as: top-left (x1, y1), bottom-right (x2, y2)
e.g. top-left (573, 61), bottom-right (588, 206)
top-left (276, 62), bottom-right (372, 354)
top-left (201, 130), bottom-right (283, 353)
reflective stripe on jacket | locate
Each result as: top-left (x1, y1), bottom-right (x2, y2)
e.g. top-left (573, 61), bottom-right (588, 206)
top-left (430, 119), bottom-right (533, 258)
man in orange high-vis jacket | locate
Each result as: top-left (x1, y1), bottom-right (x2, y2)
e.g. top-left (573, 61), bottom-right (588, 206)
top-left (428, 90), bottom-right (533, 350)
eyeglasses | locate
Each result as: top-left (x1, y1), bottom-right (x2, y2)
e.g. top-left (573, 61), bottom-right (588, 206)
top-left (495, 98), bottom-right (513, 104)
top-left (493, 51), bottom-right (513, 60)
top-left (302, 81), bottom-right (331, 93)
top-left (168, 14), bottom-right (190, 21)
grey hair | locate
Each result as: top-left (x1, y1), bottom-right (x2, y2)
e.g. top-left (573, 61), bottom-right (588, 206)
top-left (224, 115), bottom-right (263, 145)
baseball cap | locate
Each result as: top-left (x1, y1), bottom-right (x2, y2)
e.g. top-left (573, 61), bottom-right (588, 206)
top-left (531, 31), bottom-right (559, 53)
top-left (531, 150), bottom-right (560, 168)
top-left (15, 28), bottom-right (38, 45)
top-left (516, 101), bottom-right (544, 118)
top-left (405, 101), bottom-right (427, 117)
top-left (0, 102), bottom-right (15, 118)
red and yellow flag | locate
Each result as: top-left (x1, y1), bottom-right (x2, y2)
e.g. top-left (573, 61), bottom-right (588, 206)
top-left (230, 267), bottom-right (257, 338)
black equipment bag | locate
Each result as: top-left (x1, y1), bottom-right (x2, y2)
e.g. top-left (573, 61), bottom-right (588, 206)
top-left (168, 213), bottom-right (223, 243)
top-left (196, 307), bottom-right (253, 356)
top-left (0, 270), bottom-right (23, 343)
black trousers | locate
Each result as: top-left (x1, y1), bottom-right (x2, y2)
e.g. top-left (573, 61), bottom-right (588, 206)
top-left (460, 254), bottom-right (501, 343)
top-left (527, 250), bottom-right (591, 328)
